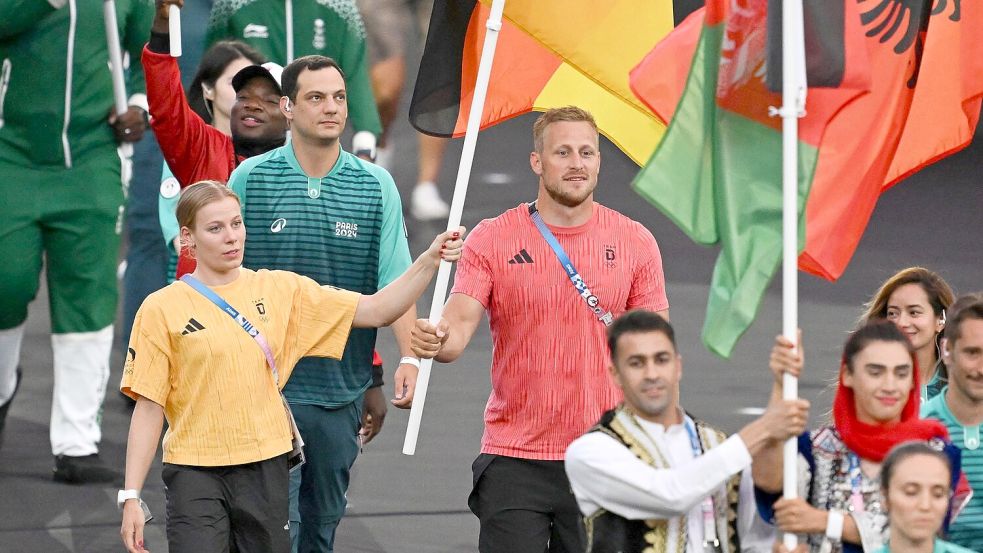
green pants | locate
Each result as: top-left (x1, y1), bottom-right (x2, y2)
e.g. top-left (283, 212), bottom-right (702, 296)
top-left (288, 398), bottom-right (364, 553)
top-left (0, 150), bottom-right (124, 332)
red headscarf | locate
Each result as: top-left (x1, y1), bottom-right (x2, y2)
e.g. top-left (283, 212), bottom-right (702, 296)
top-left (833, 354), bottom-right (949, 462)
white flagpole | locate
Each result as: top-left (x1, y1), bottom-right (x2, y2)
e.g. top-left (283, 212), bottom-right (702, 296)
top-left (779, 0), bottom-right (807, 548)
top-left (169, 5), bottom-right (182, 57)
top-left (103, 0), bottom-right (133, 157)
top-left (403, 0), bottom-right (507, 456)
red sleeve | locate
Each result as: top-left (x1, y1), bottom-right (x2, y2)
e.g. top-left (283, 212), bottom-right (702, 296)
top-left (627, 222), bottom-right (670, 312)
top-left (449, 221), bottom-right (495, 309)
top-left (142, 46), bottom-right (237, 188)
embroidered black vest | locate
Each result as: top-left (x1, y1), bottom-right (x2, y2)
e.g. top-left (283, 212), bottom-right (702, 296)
top-left (582, 408), bottom-right (742, 553)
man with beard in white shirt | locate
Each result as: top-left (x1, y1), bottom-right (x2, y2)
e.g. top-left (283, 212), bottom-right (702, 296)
top-left (565, 310), bottom-right (809, 553)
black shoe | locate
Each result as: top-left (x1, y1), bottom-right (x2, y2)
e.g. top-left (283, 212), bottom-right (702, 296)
top-left (53, 454), bottom-right (122, 485)
top-left (0, 367), bottom-right (22, 449)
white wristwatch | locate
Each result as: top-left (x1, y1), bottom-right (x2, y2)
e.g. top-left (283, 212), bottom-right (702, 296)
top-left (117, 489), bottom-right (140, 508)
top-left (117, 489), bottom-right (154, 522)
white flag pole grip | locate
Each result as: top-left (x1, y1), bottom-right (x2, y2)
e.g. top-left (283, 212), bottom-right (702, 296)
top-left (169, 5), bottom-right (182, 58)
top-left (103, 0), bottom-right (133, 157)
top-left (402, 0), bottom-right (507, 456)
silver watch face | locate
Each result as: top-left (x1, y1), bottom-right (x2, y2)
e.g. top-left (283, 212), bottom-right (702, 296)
top-left (139, 499), bottom-right (153, 523)
top-left (117, 492), bottom-right (153, 522)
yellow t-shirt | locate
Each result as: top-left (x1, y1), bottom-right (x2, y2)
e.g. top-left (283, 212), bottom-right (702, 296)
top-left (121, 268), bottom-right (360, 466)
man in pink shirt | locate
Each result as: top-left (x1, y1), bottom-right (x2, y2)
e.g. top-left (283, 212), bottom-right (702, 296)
top-left (412, 106), bottom-right (670, 553)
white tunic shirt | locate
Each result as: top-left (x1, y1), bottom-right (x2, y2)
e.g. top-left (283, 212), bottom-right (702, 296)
top-left (565, 415), bottom-right (773, 553)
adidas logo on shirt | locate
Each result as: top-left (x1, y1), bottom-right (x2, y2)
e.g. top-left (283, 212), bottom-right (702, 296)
top-left (181, 318), bottom-right (206, 335)
top-left (507, 249), bottom-right (534, 265)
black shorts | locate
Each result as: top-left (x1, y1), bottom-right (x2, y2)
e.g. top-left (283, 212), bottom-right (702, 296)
top-left (162, 453), bottom-right (290, 553)
top-left (469, 453), bottom-right (585, 553)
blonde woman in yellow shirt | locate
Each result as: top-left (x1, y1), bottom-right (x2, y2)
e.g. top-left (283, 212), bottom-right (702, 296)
top-left (118, 181), bottom-right (463, 553)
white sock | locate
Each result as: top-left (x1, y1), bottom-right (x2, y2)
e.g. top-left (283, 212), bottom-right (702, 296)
top-left (0, 323), bottom-right (25, 403)
top-left (50, 325), bottom-right (113, 456)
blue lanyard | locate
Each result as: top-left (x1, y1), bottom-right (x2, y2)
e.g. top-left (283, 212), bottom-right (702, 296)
top-left (683, 416), bottom-right (720, 549)
top-left (180, 274), bottom-right (280, 382)
top-left (528, 202), bottom-right (613, 326)
top-left (683, 417), bottom-right (702, 457)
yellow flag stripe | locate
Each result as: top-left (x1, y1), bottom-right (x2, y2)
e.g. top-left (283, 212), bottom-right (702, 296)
top-left (499, 1), bottom-right (674, 115)
top-left (533, 62), bottom-right (666, 165)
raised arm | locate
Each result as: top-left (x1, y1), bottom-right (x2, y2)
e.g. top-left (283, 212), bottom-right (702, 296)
top-left (144, 0), bottom-right (234, 187)
top-left (353, 228), bottom-right (464, 328)
top-left (566, 432), bottom-right (755, 519)
top-left (752, 333), bottom-right (803, 493)
top-left (565, 395), bottom-right (806, 521)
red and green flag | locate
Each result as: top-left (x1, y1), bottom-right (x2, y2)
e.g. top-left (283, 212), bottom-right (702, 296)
top-left (630, 0), bottom-right (871, 356)
top-left (633, 0), bottom-right (982, 356)
top-left (409, 0), bottom-right (676, 165)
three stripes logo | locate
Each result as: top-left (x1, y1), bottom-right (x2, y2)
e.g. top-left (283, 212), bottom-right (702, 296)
top-left (507, 249), bottom-right (534, 265)
top-left (181, 318), bottom-right (206, 335)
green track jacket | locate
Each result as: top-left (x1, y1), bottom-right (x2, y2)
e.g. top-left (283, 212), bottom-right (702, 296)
top-left (207, 0), bottom-right (382, 137)
top-left (0, 0), bottom-right (154, 168)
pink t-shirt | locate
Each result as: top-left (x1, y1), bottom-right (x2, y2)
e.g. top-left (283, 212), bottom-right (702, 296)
top-left (452, 203), bottom-right (669, 460)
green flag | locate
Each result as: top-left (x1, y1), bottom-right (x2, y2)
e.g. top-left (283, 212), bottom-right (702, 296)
top-left (630, 0), bottom-right (868, 356)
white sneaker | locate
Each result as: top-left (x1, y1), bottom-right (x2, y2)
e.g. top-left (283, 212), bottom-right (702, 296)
top-left (411, 182), bottom-right (450, 221)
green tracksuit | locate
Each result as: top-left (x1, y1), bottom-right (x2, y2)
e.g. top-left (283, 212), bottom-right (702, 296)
top-left (0, 0), bottom-right (153, 459)
top-left (0, 0), bottom-right (153, 332)
top-left (207, 0), bottom-right (383, 137)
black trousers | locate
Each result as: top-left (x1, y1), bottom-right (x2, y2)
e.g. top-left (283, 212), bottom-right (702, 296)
top-left (162, 453), bottom-right (290, 553)
top-left (469, 454), bottom-right (585, 553)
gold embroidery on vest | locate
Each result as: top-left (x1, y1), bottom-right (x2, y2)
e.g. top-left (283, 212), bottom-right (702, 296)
top-left (614, 408), bottom-right (686, 553)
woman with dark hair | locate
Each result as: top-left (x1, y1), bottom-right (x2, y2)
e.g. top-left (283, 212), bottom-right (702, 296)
top-left (753, 320), bottom-right (962, 553)
top-left (158, 40), bottom-right (267, 282)
top-left (875, 441), bottom-right (973, 553)
top-left (860, 268), bottom-right (956, 402)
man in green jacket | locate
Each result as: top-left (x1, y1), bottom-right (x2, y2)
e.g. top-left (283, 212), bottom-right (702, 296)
top-left (0, 0), bottom-right (154, 483)
top-left (207, 0), bottom-right (383, 156)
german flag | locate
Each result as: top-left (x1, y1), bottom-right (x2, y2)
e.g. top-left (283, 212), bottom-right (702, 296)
top-left (408, 0), bottom-right (678, 165)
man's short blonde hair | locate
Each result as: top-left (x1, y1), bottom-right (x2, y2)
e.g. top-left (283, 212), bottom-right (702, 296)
top-left (532, 106), bottom-right (598, 153)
